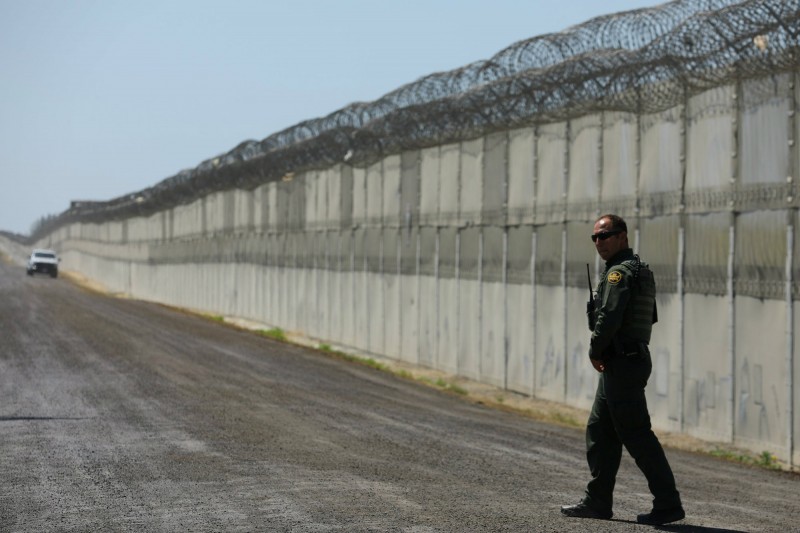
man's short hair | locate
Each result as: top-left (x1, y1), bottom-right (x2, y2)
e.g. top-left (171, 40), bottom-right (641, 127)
top-left (597, 214), bottom-right (627, 233)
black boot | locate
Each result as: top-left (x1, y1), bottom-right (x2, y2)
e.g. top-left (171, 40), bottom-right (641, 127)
top-left (560, 501), bottom-right (612, 520)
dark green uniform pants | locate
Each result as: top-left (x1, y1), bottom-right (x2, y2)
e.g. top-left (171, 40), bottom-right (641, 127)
top-left (583, 351), bottom-right (681, 513)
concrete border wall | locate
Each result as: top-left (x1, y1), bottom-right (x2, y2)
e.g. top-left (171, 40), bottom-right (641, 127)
top-left (8, 74), bottom-right (799, 467)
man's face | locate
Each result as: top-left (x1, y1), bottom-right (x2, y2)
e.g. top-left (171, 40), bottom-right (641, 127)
top-left (592, 218), bottom-right (626, 261)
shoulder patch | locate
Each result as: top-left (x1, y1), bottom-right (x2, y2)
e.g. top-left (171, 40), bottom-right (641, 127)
top-left (607, 271), bottom-right (623, 285)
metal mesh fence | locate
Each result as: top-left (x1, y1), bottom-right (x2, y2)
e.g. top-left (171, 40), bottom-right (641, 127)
top-left (31, 0), bottom-right (800, 239)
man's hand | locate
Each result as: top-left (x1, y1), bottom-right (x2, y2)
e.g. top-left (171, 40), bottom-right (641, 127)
top-left (590, 358), bottom-right (605, 373)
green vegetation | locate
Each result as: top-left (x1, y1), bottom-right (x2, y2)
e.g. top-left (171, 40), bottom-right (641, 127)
top-left (206, 314), bottom-right (225, 323)
top-left (550, 411), bottom-right (581, 428)
top-left (314, 344), bottom-right (467, 396)
top-left (757, 451), bottom-right (780, 469)
top-left (316, 344), bottom-right (389, 371)
top-left (417, 376), bottom-right (468, 396)
top-left (258, 328), bottom-right (287, 342)
top-left (710, 448), bottom-right (781, 470)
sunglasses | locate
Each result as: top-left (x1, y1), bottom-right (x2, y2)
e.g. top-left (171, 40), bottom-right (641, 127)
top-left (591, 230), bottom-right (622, 243)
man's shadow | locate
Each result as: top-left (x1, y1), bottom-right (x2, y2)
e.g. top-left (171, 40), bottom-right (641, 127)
top-left (612, 519), bottom-right (749, 533)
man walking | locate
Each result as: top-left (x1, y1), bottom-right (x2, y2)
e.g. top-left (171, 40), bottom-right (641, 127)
top-left (560, 214), bottom-right (685, 525)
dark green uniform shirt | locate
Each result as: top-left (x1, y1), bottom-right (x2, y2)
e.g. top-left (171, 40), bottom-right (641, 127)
top-left (590, 248), bottom-right (657, 359)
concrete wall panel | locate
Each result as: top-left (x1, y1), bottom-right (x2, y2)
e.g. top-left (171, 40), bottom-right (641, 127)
top-left (686, 85), bottom-right (734, 194)
top-left (383, 229), bottom-right (400, 358)
top-left (234, 189), bottom-right (254, 232)
top-left (646, 292), bottom-right (682, 432)
top-left (399, 273), bottom-right (419, 365)
top-left (536, 122), bottom-right (567, 224)
top-left (566, 287), bottom-right (597, 410)
top-left (535, 285), bottom-right (566, 402)
top-left (639, 215), bottom-right (680, 294)
top-left (458, 278), bottom-right (481, 381)
top-left (352, 167), bottom-right (367, 226)
top-left (506, 282), bottom-right (533, 395)
top-left (508, 127), bottom-right (535, 225)
top-left (368, 270), bottom-right (384, 355)
top-left (735, 210), bottom-right (786, 301)
top-left (418, 225), bottom-right (438, 368)
top-left (316, 170), bottom-right (330, 231)
top-left (203, 192), bottom-right (224, 234)
top-left (483, 132), bottom-right (507, 226)
top-left (734, 297), bottom-right (789, 459)
top-left (353, 231), bottom-right (369, 352)
top-left (437, 276), bottom-right (459, 375)
top-left (439, 143), bottom-right (460, 226)
top-left (419, 147), bottom-right (440, 225)
top-left (568, 115), bottom-right (601, 220)
top-left (481, 226), bottom-right (505, 387)
top-left (310, 261), bottom-right (324, 340)
top-left (601, 112), bottom-right (638, 216)
top-left (253, 184), bottom-right (268, 232)
top-left (640, 106), bottom-right (683, 194)
top-left (419, 275), bottom-right (437, 368)
top-left (685, 212), bottom-right (730, 296)
top-left (266, 183), bottom-right (277, 231)
top-left (329, 268), bottom-right (345, 346)
top-left (340, 166), bottom-right (353, 230)
top-left (400, 151), bottom-right (420, 231)
top-left (340, 234), bottom-right (356, 347)
top-left (326, 167), bottom-right (341, 228)
top-left (383, 154), bottom-right (402, 227)
top-left (305, 170), bottom-right (319, 230)
top-left (640, 105), bottom-right (683, 217)
top-left (366, 161), bottom-right (383, 226)
top-left (326, 235), bottom-right (342, 344)
top-left (384, 269), bottom-right (401, 359)
top-left (481, 281), bottom-right (505, 388)
top-left (740, 74), bottom-right (791, 185)
top-left (683, 293), bottom-right (732, 442)
top-left (460, 139), bottom-right (483, 225)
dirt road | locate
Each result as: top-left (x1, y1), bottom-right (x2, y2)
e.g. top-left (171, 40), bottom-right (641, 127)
top-left (1, 260), bottom-right (797, 532)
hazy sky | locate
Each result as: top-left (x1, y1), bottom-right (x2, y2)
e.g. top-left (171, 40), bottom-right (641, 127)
top-left (0, 0), bottom-right (664, 235)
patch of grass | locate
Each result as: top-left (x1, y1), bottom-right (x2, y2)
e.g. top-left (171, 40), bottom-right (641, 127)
top-left (360, 357), bottom-right (389, 372)
top-left (550, 411), bottom-right (581, 428)
top-left (316, 345), bottom-right (390, 372)
top-left (417, 376), bottom-right (468, 396)
top-left (312, 344), bottom-right (467, 396)
top-left (206, 314), bottom-right (225, 323)
top-left (511, 407), bottom-right (582, 429)
top-left (258, 328), bottom-right (287, 342)
top-left (710, 448), bottom-right (781, 470)
top-left (439, 379), bottom-right (468, 396)
top-left (757, 451), bottom-right (780, 469)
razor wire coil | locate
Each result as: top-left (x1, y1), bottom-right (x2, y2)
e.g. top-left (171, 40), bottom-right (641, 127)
top-left (31, 0), bottom-right (800, 239)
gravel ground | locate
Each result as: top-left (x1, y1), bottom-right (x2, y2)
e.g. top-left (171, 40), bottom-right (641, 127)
top-left (1, 260), bottom-right (798, 532)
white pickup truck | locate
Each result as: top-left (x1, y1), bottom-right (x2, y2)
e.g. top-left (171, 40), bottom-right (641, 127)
top-left (26, 249), bottom-right (60, 278)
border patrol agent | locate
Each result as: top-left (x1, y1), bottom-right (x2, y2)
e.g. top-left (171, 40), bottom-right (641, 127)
top-left (561, 214), bottom-right (685, 526)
